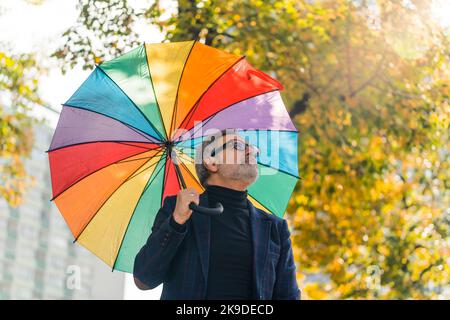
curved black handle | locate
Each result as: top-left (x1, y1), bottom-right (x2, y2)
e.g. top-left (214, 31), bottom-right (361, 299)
top-left (170, 151), bottom-right (223, 216)
top-left (189, 202), bottom-right (224, 216)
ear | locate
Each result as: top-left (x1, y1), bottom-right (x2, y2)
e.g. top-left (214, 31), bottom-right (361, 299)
top-left (203, 157), bottom-right (218, 173)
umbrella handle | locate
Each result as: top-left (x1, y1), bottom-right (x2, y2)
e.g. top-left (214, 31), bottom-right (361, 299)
top-left (170, 149), bottom-right (223, 215)
top-left (189, 201), bottom-right (224, 216)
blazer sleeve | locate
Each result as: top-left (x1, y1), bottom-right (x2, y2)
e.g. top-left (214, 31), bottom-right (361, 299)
top-left (133, 195), bottom-right (190, 289)
top-left (272, 219), bottom-right (301, 300)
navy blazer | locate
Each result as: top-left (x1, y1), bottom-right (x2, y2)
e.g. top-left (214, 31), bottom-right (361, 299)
top-left (133, 191), bottom-right (301, 300)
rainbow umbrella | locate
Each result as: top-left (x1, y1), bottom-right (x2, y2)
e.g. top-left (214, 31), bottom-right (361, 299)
top-left (47, 40), bottom-right (299, 272)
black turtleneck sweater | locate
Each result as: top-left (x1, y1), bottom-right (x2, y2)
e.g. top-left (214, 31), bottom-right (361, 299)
top-left (204, 185), bottom-right (254, 300)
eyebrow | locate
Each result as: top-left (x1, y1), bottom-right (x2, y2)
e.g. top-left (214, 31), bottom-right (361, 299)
top-left (208, 137), bottom-right (245, 157)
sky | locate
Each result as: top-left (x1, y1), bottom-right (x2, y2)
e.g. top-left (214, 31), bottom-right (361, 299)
top-left (0, 0), bottom-right (167, 300)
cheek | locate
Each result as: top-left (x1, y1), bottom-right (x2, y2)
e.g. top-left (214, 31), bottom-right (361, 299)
top-left (218, 163), bottom-right (237, 174)
top-left (222, 151), bottom-right (238, 163)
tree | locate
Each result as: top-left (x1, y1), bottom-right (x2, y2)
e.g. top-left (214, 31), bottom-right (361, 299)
top-left (53, 0), bottom-right (449, 298)
top-left (51, 0), bottom-right (149, 74)
top-left (1, 1), bottom-right (60, 207)
top-left (0, 49), bottom-right (45, 206)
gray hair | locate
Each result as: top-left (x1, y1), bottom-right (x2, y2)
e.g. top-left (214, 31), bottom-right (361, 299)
top-left (194, 129), bottom-right (238, 187)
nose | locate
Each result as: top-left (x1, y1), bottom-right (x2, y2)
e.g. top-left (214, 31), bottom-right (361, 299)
top-left (246, 144), bottom-right (259, 157)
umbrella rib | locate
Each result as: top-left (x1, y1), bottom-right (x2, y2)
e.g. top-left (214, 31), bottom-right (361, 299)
top-left (248, 194), bottom-right (273, 214)
top-left (122, 151), bottom-right (165, 181)
top-left (173, 88), bottom-right (283, 142)
top-left (115, 142), bottom-right (164, 150)
top-left (50, 147), bottom-right (162, 201)
top-left (177, 152), bottom-right (204, 186)
top-left (115, 147), bottom-right (165, 165)
top-left (143, 42), bottom-right (168, 141)
top-left (169, 40), bottom-right (197, 140)
top-left (121, 122), bottom-right (164, 144)
top-left (178, 157), bottom-right (204, 190)
top-left (96, 67), bottom-right (166, 142)
top-left (175, 55), bottom-right (246, 138)
top-left (139, 151), bottom-right (167, 196)
top-left (174, 150), bottom-right (195, 164)
top-left (257, 161), bottom-right (301, 180)
top-left (115, 153), bottom-right (163, 165)
top-left (111, 153), bottom-right (167, 271)
top-left (47, 140), bottom-right (160, 153)
top-left (174, 98), bottom-right (200, 141)
top-left (62, 103), bottom-right (163, 143)
top-left (73, 150), bottom-right (163, 244)
top-left (160, 152), bottom-right (181, 203)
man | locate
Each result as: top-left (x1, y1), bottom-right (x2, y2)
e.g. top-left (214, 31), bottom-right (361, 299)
top-left (133, 129), bottom-right (300, 300)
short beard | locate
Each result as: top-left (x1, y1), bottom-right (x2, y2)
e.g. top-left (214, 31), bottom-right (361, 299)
top-left (219, 163), bottom-right (259, 185)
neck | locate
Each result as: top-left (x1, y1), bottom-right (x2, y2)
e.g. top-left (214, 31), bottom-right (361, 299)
top-left (206, 176), bottom-right (249, 192)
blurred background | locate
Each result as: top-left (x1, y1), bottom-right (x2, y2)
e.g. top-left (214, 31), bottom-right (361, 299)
top-left (0, 0), bottom-right (448, 299)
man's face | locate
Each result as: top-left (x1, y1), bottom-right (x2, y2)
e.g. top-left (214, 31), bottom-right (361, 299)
top-left (206, 133), bottom-right (259, 185)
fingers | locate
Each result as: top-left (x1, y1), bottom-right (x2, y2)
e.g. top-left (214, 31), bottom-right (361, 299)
top-left (183, 188), bottom-right (199, 202)
top-left (173, 188), bottom-right (200, 225)
top-left (185, 188), bottom-right (200, 205)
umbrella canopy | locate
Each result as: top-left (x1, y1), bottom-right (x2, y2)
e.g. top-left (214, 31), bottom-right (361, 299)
top-left (47, 40), bottom-right (299, 272)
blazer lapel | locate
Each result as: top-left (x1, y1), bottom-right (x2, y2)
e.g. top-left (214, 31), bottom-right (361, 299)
top-left (191, 192), bottom-right (211, 284)
top-left (248, 200), bottom-right (271, 299)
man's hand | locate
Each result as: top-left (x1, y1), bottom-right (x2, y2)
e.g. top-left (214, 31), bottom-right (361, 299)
top-left (173, 188), bottom-right (199, 225)
top-left (134, 277), bottom-right (151, 290)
